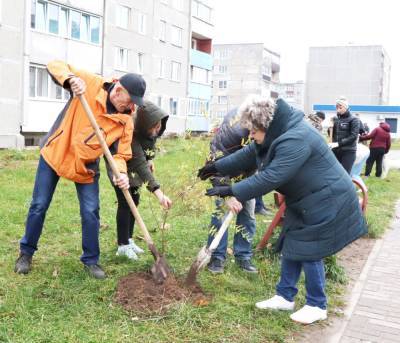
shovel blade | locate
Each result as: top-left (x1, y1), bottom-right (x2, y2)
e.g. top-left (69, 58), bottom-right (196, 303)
top-left (151, 255), bottom-right (171, 284)
top-left (147, 243), bottom-right (171, 284)
top-left (185, 246), bottom-right (212, 286)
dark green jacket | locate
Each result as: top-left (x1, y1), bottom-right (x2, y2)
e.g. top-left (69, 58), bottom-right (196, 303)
top-left (128, 101), bottom-right (168, 191)
top-left (215, 99), bottom-right (367, 261)
top-left (106, 100), bottom-right (168, 191)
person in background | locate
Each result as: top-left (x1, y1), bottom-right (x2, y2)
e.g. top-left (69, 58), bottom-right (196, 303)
top-left (306, 111), bottom-right (325, 133)
top-left (198, 108), bottom-right (258, 274)
top-left (107, 101), bottom-right (172, 260)
top-left (330, 97), bottom-right (360, 174)
top-left (363, 122), bottom-right (370, 134)
top-left (360, 121), bottom-right (391, 177)
top-left (199, 96), bottom-right (367, 324)
top-left (14, 60), bottom-right (146, 279)
top-left (255, 196), bottom-right (270, 216)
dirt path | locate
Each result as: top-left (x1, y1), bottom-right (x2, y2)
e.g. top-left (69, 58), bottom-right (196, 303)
top-left (291, 237), bottom-right (376, 343)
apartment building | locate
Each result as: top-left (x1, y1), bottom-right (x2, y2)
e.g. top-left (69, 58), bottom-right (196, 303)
top-left (0, 0), bottom-right (214, 148)
top-left (277, 81), bottom-right (305, 111)
top-left (305, 45), bottom-right (391, 114)
top-left (103, 0), bottom-right (191, 133)
top-left (211, 43), bottom-right (280, 120)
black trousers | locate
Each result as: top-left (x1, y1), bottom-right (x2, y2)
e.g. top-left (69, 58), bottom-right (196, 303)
top-left (365, 147), bottom-right (385, 177)
top-left (113, 186), bottom-right (140, 245)
top-left (332, 148), bottom-right (356, 174)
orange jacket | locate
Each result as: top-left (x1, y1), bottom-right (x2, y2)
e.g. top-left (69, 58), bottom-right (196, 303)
top-left (40, 60), bottom-right (134, 184)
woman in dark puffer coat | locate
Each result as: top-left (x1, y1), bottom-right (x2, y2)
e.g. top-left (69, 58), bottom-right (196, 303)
top-left (198, 96), bottom-right (367, 324)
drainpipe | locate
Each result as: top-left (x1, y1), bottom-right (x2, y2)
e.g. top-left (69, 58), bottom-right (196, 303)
top-left (20, 0), bottom-right (32, 147)
top-left (184, 0), bottom-right (192, 132)
top-left (101, 0), bottom-right (106, 75)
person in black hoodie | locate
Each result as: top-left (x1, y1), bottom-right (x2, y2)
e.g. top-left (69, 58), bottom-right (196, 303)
top-left (107, 100), bottom-right (172, 260)
top-left (330, 97), bottom-right (360, 173)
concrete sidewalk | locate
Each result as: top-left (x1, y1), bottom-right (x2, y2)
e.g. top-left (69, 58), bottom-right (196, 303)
top-left (330, 203), bottom-right (400, 343)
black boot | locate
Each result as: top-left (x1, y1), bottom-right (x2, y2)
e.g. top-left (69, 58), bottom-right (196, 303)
top-left (236, 259), bottom-right (258, 273)
top-left (84, 264), bottom-right (106, 279)
top-left (14, 253), bottom-right (32, 274)
top-left (255, 207), bottom-right (270, 216)
top-left (207, 258), bottom-right (225, 274)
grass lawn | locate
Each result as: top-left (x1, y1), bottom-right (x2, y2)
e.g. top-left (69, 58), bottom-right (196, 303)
top-left (0, 137), bottom-right (399, 343)
top-left (390, 138), bottom-right (400, 150)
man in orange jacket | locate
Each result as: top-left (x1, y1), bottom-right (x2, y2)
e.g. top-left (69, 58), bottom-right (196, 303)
top-left (14, 60), bottom-right (146, 279)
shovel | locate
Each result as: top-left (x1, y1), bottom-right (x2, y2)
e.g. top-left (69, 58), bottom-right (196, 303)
top-left (78, 94), bottom-right (170, 284)
top-left (185, 210), bottom-right (234, 286)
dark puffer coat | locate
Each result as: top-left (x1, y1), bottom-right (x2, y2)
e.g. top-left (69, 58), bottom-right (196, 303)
top-left (215, 99), bottom-right (367, 261)
top-left (332, 111), bottom-right (360, 151)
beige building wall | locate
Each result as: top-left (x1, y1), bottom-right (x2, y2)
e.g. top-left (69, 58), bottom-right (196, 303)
top-left (305, 45), bottom-right (391, 113)
top-left (0, 0), bottom-right (25, 148)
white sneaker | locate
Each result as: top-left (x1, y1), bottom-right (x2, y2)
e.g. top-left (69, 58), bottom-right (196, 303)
top-left (290, 305), bottom-right (327, 324)
top-left (116, 245), bottom-right (138, 260)
top-left (128, 238), bottom-right (144, 254)
top-left (255, 295), bottom-right (295, 311)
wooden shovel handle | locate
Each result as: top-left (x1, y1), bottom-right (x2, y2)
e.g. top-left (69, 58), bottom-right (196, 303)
top-left (78, 95), bottom-right (154, 245)
top-left (208, 211), bottom-right (234, 252)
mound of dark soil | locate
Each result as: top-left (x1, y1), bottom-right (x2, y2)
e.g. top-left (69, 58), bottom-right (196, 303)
top-left (114, 272), bottom-right (209, 314)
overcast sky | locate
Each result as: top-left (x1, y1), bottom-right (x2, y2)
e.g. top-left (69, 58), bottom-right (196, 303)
top-left (213, 0), bottom-right (400, 103)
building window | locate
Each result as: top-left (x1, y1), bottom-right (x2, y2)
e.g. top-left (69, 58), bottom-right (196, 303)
top-left (70, 10), bottom-right (81, 39)
top-left (159, 20), bottom-right (166, 42)
top-left (171, 25), bottom-right (182, 47)
top-left (37, 67), bottom-right (48, 97)
top-left (214, 49), bottom-right (228, 59)
top-left (80, 14), bottom-right (90, 42)
top-left (188, 98), bottom-right (209, 116)
top-left (217, 65), bottom-right (227, 74)
top-left (29, 64), bottom-right (70, 100)
top-left (138, 13), bottom-right (146, 34)
top-left (191, 66), bottom-right (211, 85)
top-left (192, 0), bottom-right (212, 23)
top-left (137, 53), bottom-right (144, 74)
top-left (59, 7), bottom-right (69, 37)
top-left (90, 16), bottom-right (100, 44)
top-left (35, 0), bottom-right (47, 31)
top-left (218, 96), bottom-right (228, 104)
top-left (171, 61), bottom-right (181, 81)
top-left (30, 1), bottom-right (101, 44)
top-left (159, 58), bottom-right (167, 78)
top-left (116, 47), bottom-right (129, 70)
top-left (116, 5), bottom-right (130, 29)
top-left (170, 98), bottom-right (178, 115)
top-left (48, 3), bottom-right (59, 34)
top-left (218, 80), bottom-right (227, 89)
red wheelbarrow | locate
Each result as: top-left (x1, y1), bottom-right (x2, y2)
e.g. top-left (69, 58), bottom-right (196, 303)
top-left (256, 178), bottom-right (368, 251)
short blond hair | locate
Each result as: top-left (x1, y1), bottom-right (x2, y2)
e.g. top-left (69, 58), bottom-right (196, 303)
top-left (239, 95), bottom-right (275, 131)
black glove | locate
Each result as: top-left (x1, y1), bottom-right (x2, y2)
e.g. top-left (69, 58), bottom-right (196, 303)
top-left (197, 162), bottom-right (218, 180)
top-left (205, 185), bottom-right (233, 197)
